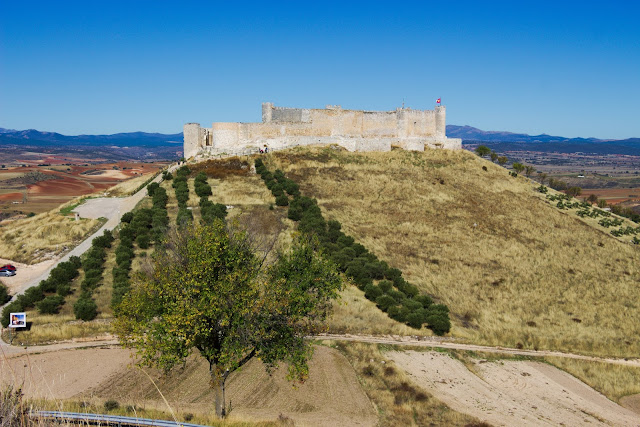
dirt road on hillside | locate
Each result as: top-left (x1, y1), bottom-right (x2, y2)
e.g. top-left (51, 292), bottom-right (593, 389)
top-left (389, 350), bottom-right (640, 426)
top-left (318, 333), bottom-right (640, 367)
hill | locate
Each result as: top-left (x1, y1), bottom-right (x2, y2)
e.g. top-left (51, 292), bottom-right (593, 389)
top-left (0, 128), bottom-right (183, 162)
top-left (447, 124), bottom-right (640, 155)
top-left (265, 146), bottom-right (640, 358)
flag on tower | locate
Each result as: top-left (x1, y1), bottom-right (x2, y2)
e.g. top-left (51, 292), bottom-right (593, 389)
top-left (436, 98), bottom-right (441, 104)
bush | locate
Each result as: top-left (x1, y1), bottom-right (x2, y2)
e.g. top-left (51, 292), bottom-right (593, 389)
top-left (378, 280), bottom-right (393, 293)
top-left (414, 294), bottom-right (433, 308)
top-left (104, 400), bottom-right (120, 411)
top-left (137, 233), bottom-right (151, 249)
top-left (121, 212), bottom-right (134, 223)
top-left (275, 194), bottom-right (289, 206)
top-left (146, 182), bottom-right (160, 197)
top-left (0, 283), bottom-right (10, 305)
top-left (162, 171), bottom-right (173, 180)
top-left (375, 295), bottom-right (396, 311)
top-left (364, 284), bottom-right (383, 301)
top-left (1, 301), bottom-right (24, 328)
top-left (406, 311), bottom-right (425, 329)
top-left (37, 295), bottom-right (65, 314)
top-left (74, 294), bottom-right (98, 321)
top-left (22, 286), bottom-right (44, 308)
top-left (426, 312), bottom-right (451, 336)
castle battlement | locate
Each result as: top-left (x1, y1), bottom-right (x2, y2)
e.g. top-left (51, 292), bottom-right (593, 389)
top-left (184, 102), bottom-right (461, 158)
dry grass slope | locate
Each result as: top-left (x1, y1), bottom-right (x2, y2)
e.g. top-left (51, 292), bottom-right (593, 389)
top-left (0, 197), bottom-right (102, 264)
top-left (267, 146), bottom-right (640, 358)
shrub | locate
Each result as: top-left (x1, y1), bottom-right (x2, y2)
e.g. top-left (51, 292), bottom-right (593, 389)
top-left (104, 400), bottom-right (120, 411)
top-left (415, 294), bottom-right (433, 308)
top-left (137, 233), bottom-right (151, 249)
top-left (22, 286), bottom-right (44, 308)
top-left (375, 295), bottom-right (396, 311)
top-left (146, 182), bottom-right (160, 197)
top-left (406, 311), bottom-right (425, 329)
top-left (275, 194), bottom-right (289, 206)
top-left (162, 171), bottom-right (173, 180)
top-left (0, 283), bottom-right (10, 305)
top-left (378, 280), bottom-right (393, 293)
top-left (364, 284), bottom-right (383, 301)
top-left (1, 301), bottom-right (24, 328)
top-left (426, 312), bottom-right (451, 336)
top-left (121, 212), bottom-right (134, 223)
top-left (74, 294), bottom-right (98, 321)
top-left (37, 295), bottom-right (65, 314)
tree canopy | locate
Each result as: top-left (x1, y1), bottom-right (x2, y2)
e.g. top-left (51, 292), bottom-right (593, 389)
top-left (113, 220), bottom-right (342, 417)
top-left (474, 145), bottom-right (491, 157)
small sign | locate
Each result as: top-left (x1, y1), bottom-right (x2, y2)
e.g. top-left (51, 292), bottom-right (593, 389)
top-left (9, 312), bottom-right (26, 328)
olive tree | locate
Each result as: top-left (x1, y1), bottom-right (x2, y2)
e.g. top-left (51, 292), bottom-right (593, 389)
top-left (113, 221), bottom-right (342, 418)
top-left (474, 145), bottom-right (491, 157)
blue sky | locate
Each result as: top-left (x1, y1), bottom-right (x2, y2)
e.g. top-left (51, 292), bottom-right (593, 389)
top-left (1, 1), bottom-right (638, 139)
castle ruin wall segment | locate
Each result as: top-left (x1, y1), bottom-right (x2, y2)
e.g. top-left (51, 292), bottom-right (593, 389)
top-left (184, 102), bottom-right (461, 159)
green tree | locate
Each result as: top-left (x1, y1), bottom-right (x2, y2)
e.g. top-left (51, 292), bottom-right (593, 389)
top-left (490, 151), bottom-right (498, 162)
top-left (497, 156), bottom-right (508, 166)
top-left (524, 165), bottom-right (536, 177)
top-left (587, 194), bottom-right (598, 204)
top-left (114, 222), bottom-right (342, 418)
top-left (474, 145), bottom-right (491, 157)
top-left (512, 162), bottom-right (525, 174)
top-left (566, 186), bottom-right (582, 197)
top-left (538, 172), bottom-right (548, 185)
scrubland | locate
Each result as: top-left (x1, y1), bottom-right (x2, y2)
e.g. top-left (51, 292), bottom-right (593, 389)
top-left (266, 146), bottom-right (640, 358)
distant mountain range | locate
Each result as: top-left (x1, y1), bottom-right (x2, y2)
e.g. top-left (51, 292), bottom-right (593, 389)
top-left (447, 125), bottom-right (640, 156)
top-left (1, 126), bottom-right (639, 157)
top-left (0, 127), bottom-right (183, 147)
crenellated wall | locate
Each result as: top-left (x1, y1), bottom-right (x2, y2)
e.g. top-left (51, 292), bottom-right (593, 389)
top-left (183, 103), bottom-right (461, 158)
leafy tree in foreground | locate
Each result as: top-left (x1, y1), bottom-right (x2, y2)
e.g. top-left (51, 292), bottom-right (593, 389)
top-left (114, 221), bottom-right (342, 418)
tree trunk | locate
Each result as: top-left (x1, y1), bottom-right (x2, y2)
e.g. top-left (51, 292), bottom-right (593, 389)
top-left (210, 362), bottom-right (226, 418)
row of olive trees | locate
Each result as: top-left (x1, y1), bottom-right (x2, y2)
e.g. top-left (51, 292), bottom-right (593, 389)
top-left (113, 160), bottom-right (343, 418)
top-left (254, 158), bottom-right (451, 336)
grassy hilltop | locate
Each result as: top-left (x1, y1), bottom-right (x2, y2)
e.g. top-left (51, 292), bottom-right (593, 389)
top-left (263, 146), bottom-right (640, 358)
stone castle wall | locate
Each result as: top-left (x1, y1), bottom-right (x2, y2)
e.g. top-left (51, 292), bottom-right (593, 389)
top-left (184, 103), bottom-right (461, 158)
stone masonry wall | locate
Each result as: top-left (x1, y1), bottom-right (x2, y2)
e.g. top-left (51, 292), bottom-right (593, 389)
top-left (184, 103), bottom-right (461, 158)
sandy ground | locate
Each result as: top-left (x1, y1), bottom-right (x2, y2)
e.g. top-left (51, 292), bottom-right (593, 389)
top-left (0, 345), bottom-right (377, 427)
top-left (389, 350), bottom-right (640, 427)
top-left (0, 258), bottom-right (55, 295)
top-left (621, 394), bottom-right (640, 415)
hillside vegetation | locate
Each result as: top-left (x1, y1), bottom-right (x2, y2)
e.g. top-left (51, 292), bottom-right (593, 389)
top-left (264, 146), bottom-right (640, 358)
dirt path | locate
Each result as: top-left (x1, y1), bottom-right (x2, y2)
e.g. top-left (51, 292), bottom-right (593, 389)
top-left (388, 350), bottom-right (640, 426)
top-left (317, 333), bottom-right (640, 367)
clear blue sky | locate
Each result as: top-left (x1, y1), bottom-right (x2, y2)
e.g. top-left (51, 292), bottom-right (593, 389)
top-left (1, 1), bottom-right (638, 139)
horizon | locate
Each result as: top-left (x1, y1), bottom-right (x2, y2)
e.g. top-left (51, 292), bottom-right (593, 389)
top-left (0, 122), bottom-right (636, 141)
top-left (1, 1), bottom-right (639, 139)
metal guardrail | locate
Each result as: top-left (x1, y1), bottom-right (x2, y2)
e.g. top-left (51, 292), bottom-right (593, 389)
top-left (32, 411), bottom-right (210, 427)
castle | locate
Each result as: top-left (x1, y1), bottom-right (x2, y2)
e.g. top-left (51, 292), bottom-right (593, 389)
top-left (183, 103), bottom-right (461, 158)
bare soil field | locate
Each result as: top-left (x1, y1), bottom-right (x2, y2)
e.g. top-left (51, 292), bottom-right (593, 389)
top-left (0, 162), bottom-right (166, 215)
top-left (389, 350), bottom-right (640, 426)
top-left (582, 186), bottom-right (640, 205)
top-left (1, 345), bottom-right (377, 427)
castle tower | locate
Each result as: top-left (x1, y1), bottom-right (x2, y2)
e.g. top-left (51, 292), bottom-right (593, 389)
top-left (435, 105), bottom-right (446, 139)
top-left (183, 123), bottom-right (202, 159)
top-left (262, 102), bottom-right (273, 123)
